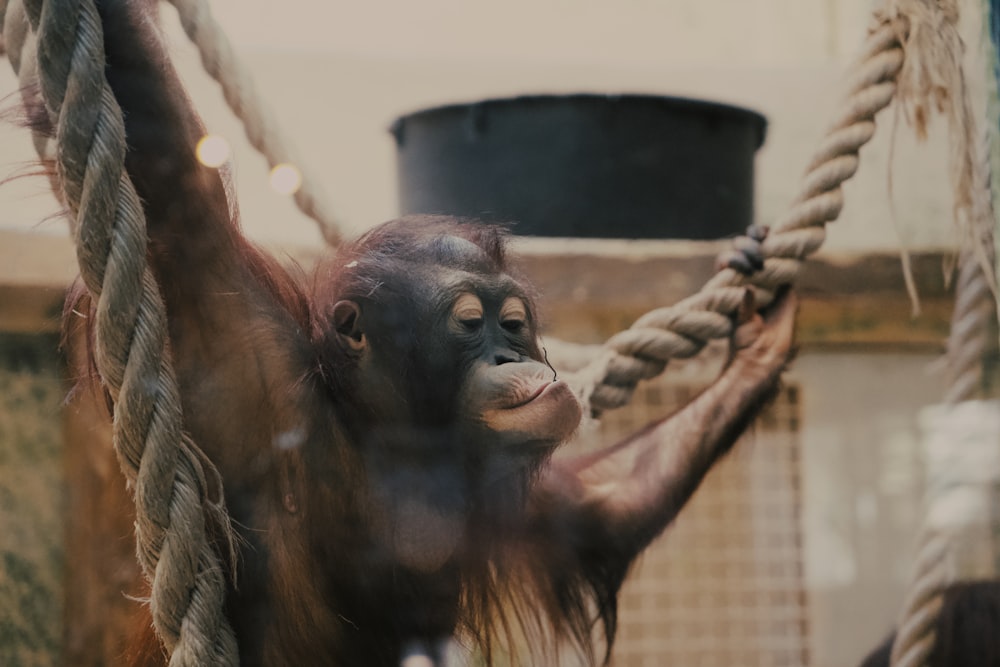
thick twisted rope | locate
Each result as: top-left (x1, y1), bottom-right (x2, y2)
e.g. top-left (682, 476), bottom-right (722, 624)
top-left (566, 19), bottom-right (907, 414)
top-left (164, 0), bottom-right (343, 246)
top-left (889, 1), bottom-right (999, 661)
top-left (160, 0), bottom-right (900, 414)
top-left (151, 0), bottom-right (978, 415)
top-left (153, 0), bottom-right (903, 415)
top-left (888, 252), bottom-right (993, 667)
top-left (943, 246), bottom-right (997, 403)
top-left (890, 140), bottom-right (999, 667)
top-left (2, 0), bottom-right (54, 164)
top-left (889, 534), bottom-right (951, 667)
top-left (6, 0), bottom-right (238, 663)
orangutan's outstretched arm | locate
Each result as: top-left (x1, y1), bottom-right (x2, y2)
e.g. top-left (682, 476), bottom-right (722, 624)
top-left (533, 289), bottom-right (796, 563)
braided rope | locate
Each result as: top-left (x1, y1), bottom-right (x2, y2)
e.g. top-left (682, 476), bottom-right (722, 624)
top-left (3, 0), bottom-right (55, 167)
top-left (569, 20), bottom-right (906, 414)
top-left (156, 0), bottom-right (988, 414)
top-left (160, 0), bottom-right (900, 414)
top-left (4, 0), bottom-right (988, 662)
top-left (888, 5), bottom-right (999, 662)
top-left (890, 136), bottom-right (998, 666)
top-left (889, 534), bottom-right (950, 667)
top-left (0, 0), bottom-right (13, 57)
top-left (944, 248), bottom-right (996, 403)
top-left (164, 0), bottom-right (343, 246)
top-left (10, 0), bottom-right (238, 663)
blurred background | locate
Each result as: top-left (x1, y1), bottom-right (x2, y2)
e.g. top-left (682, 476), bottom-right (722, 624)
top-left (0, 0), bottom-right (961, 247)
top-left (1, 1), bottom-right (996, 666)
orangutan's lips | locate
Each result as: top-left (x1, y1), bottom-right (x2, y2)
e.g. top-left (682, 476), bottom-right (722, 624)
top-left (512, 381), bottom-right (552, 409)
top-left (479, 379), bottom-right (582, 443)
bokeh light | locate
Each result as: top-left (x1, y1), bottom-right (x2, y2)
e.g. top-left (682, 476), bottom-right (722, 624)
top-left (269, 163), bottom-right (302, 195)
top-left (195, 134), bottom-right (231, 168)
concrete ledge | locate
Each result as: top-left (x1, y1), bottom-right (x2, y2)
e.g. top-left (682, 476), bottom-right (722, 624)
top-left (0, 229), bottom-right (959, 349)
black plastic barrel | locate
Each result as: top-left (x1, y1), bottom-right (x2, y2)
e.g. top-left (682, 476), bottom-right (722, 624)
top-left (391, 94), bottom-right (766, 240)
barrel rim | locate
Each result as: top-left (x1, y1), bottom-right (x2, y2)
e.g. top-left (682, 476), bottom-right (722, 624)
top-left (392, 93), bottom-right (768, 148)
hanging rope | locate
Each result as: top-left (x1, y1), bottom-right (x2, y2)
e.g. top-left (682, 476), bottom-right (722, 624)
top-left (159, 0), bottom-right (902, 412)
top-left (163, 0), bottom-right (343, 246)
top-left (889, 153), bottom-right (999, 667)
top-left (568, 0), bottom-right (999, 415)
top-left (561, 18), bottom-right (905, 414)
top-left (3, 0), bottom-right (238, 663)
top-left (889, 397), bottom-right (1000, 667)
top-left (4, 0), bottom-right (992, 660)
top-left (155, 0), bottom-right (981, 417)
top-left (157, 0), bottom-right (896, 410)
top-left (888, 1), bottom-right (1000, 661)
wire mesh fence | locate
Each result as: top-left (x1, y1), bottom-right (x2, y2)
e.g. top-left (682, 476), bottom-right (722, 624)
top-left (570, 350), bottom-right (807, 667)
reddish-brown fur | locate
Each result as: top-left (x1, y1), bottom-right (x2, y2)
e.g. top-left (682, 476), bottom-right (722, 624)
top-left (42, 2), bottom-right (798, 665)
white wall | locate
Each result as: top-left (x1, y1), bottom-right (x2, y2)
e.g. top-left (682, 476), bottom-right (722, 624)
top-left (0, 0), bottom-right (979, 251)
